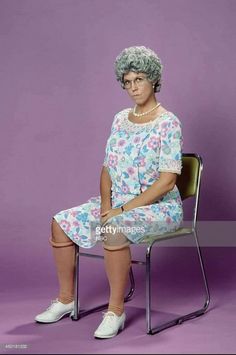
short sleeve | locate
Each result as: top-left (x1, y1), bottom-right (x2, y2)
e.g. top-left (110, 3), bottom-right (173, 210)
top-left (102, 113), bottom-right (119, 168)
top-left (103, 141), bottom-right (109, 167)
top-left (158, 116), bottom-right (183, 175)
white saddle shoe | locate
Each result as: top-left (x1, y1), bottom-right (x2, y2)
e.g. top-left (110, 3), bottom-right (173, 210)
top-left (94, 311), bottom-right (126, 339)
top-left (35, 298), bottom-right (75, 323)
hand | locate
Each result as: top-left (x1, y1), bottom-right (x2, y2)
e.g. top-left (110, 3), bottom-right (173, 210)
top-left (100, 207), bottom-right (122, 226)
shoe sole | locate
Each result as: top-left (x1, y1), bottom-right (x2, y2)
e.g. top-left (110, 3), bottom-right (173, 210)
top-left (35, 310), bottom-right (73, 324)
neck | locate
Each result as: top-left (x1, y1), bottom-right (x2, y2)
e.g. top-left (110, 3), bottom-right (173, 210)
top-left (135, 97), bottom-right (157, 114)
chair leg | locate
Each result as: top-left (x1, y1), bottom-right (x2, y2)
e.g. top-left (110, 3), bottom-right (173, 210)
top-left (146, 245), bottom-right (152, 333)
top-left (70, 245), bottom-right (80, 320)
top-left (71, 246), bottom-right (136, 321)
top-left (191, 229), bottom-right (210, 311)
top-left (146, 231), bottom-right (210, 335)
top-left (125, 264), bottom-right (135, 302)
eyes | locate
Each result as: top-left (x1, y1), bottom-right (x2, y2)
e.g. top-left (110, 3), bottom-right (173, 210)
top-left (124, 77), bottom-right (144, 85)
top-left (123, 77), bottom-right (146, 89)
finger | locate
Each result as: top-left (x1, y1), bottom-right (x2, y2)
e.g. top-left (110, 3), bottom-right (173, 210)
top-left (101, 210), bottom-right (110, 216)
top-left (101, 219), bottom-right (108, 227)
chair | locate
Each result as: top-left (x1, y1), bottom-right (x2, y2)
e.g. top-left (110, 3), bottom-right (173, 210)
top-left (71, 153), bottom-right (210, 335)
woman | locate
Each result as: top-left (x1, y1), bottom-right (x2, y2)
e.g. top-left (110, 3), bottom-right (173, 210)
top-left (35, 46), bottom-right (183, 338)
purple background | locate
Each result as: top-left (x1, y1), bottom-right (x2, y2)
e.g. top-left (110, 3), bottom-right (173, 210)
top-left (0, 1), bottom-right (236, 353)
top-left (0, 0), bottom-right (236, 224)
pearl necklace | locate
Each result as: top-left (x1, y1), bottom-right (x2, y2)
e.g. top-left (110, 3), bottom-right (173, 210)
top-left (133, 102), bottom-right (161, 118)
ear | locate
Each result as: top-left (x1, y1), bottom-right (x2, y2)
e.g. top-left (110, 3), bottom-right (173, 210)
top-left (152, 81), bottom-right (157, 88)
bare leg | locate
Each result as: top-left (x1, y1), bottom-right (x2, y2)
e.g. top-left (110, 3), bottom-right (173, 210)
top-left (50, 218), bottom-right (75, 304)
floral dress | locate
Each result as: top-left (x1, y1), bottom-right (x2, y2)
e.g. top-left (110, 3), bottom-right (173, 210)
top-left (53, 108), bottom-right (184, 248)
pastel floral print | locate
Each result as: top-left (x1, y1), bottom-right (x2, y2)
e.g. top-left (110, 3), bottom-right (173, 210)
top-left (53, 109), bottom-right (183, 248)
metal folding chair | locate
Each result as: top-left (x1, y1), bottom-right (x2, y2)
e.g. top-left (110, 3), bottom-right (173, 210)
top-left (71, 153), bottom-right (210, 334)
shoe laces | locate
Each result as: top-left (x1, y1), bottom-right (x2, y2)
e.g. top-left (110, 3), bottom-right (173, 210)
top-left (102, 311), bottom-right (116, 323)
top-left (46, 298), bottom-right (59, 311)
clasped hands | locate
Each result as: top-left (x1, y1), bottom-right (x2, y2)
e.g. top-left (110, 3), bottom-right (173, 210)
top-left (100, 207), bottom-right (122, 226)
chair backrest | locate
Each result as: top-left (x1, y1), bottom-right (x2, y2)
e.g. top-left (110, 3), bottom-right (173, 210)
top-left (176, 153), bottom-right (203, 200)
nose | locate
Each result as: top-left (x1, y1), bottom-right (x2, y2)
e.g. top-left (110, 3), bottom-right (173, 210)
top-left (131, 81), bottom-right (138, 91)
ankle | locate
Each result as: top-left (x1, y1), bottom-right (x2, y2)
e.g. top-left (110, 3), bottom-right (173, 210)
top-left (58, 295), bottom-right (74, 304)
top-left (108, 304), bottom-right (124, 316)
top-left (58, 299), bottom-right (74, 304)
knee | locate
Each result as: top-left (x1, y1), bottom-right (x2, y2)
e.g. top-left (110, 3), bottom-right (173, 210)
top-left (50, 217), bottom-right (74, 247)
top-left (51, 218), bottom-right (59, 241)
top-left (102, 223), bottom-right (130, 251)
top-left (49, 218), bottom-right (74, 248)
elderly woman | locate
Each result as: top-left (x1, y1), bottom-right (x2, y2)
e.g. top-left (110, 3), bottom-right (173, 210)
top-left (35, 46), bottom-right (183, 338)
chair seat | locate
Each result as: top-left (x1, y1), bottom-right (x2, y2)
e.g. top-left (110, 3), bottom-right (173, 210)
top-left (140, 227), bottom-right (193, 244)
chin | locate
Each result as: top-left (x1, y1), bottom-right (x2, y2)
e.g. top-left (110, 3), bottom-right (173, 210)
top-left (134, 99), bottom-right (146, 106)
top-left (133, 96), bottom-right (143, 103)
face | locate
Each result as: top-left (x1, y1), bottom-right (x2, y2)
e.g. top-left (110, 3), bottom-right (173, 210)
top-left (123, 71), bottom-right (154, 105)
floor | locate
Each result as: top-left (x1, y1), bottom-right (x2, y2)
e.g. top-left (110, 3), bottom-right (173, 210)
top-left (1, 245), bottom-right (236, 354)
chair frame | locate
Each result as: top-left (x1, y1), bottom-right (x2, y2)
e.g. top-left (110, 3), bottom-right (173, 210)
top-left (71, 153), bottom-right (210, 335)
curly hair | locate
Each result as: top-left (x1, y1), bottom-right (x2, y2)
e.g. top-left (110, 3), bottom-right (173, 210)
top-left (114, 46), bottom-right (163, 93)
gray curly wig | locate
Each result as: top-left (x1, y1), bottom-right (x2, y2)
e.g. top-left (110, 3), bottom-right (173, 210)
top-left (115, 46), bottom-right (163, 93)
